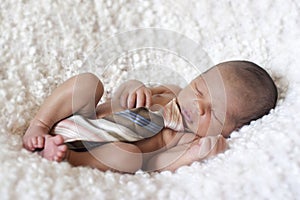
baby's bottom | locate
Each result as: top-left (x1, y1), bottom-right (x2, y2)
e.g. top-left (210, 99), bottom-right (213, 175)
top-left (66, 142), bottom-right (143, 173)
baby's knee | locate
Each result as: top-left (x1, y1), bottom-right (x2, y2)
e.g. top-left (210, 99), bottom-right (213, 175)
top-left (83, 73), bottom-right (104, 97)
top-left (76, 73), bottom-right (104, 108)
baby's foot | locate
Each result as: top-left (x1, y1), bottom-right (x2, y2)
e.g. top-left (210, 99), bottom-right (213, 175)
top-left (39, 135), bottom-right (67, 162)
top-left (23, 120), bottom-right (50, 151)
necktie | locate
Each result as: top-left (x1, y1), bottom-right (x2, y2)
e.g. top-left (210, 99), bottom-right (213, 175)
top-left (54, 98), bottom-right (184, 151)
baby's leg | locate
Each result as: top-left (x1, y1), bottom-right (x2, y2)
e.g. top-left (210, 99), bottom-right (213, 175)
top-left (38, 135), bottom-right (67, 162)
top-left (23, 73), bottom-right (104, 151)
top-left (66, 142), bottom-right (142, 173)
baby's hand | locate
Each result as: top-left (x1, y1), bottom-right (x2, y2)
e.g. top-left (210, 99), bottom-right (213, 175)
top-left (188, 135), bottom-right (228, 160)
top-left (115, 80), bottom-right (152, 109)
top-left (23, 119), bottom-right (50, 151)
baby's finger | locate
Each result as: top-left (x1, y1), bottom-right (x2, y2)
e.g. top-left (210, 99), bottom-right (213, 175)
top-left (145, 89), bottom-right (152, 108)
top-left (136, 90), bottom-right (146, 108)
top-left (127, 92), bottom-right (137, 108)
top-left (120, 92), bottom-right (129, 108)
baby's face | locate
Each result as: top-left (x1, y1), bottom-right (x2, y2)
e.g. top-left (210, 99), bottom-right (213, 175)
top-left (177, 68), bottom-right (230, 137)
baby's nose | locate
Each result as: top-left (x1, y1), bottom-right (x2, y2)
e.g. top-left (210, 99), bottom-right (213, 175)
top-left (193, 101), bottom-right (205, 116)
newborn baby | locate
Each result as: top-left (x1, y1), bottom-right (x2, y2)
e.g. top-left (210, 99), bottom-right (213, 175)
top-left (23, 60), bottom-right (278, 173)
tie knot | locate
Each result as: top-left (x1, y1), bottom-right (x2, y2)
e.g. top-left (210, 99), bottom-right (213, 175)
top-left (160, 98), bottom-right (185, 131)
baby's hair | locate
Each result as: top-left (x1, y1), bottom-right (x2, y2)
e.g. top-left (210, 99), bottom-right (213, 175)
top-left (218, 60), bottom-right (278, 130)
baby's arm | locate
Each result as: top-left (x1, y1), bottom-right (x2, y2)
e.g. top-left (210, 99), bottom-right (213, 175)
top-left (23, 73), bottom-right (104, 151)
top-left (145, 135), bottom-right (228, 172)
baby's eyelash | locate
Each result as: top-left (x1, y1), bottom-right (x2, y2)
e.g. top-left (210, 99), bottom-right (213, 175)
top-left (194, 86), bottom-right (203, 97)
top-left (197, 90), bottom-right (204, 97)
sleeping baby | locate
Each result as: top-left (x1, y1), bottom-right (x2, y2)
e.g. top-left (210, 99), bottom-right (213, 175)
top-left (22, 60), bottom-right (278, 173)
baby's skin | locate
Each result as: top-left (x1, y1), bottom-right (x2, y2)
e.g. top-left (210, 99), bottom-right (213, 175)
top-left (39, 135), bottom-right (67, 162)
top-left (24, 60), bottom-right (278, 172)
top-left (23, 72), bottom-right (229, 172)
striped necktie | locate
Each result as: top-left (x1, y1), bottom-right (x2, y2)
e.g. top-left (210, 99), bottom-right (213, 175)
top-left (63, 98), bottom-right (184, 151)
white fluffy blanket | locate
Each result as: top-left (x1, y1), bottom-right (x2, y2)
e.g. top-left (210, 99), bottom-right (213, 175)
top-left (1, 0), bottom-right (300, 199)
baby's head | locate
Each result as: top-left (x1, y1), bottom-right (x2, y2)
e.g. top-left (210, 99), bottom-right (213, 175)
top-left (177, 60), bottom-right (278, 138)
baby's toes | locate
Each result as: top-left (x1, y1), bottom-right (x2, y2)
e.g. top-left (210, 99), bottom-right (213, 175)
top-left (23, 139), bottom-right (32, 151)
top-left (54, 153), bottom-right (64, 162)
top-left (28, 137), bottom-right (39, 151)
top-left (58, 144), bottom-right (67, 152)
top-left (26, 143), bottom-right (34, 152)
top-left (55, 145), bottom-right (67, 162)
top-left (53, 135), bottom-right (64, 146)
top-left (55, 152), bottom-right (64, 161)
top-left (35, 136), bottom-right (45, 149)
